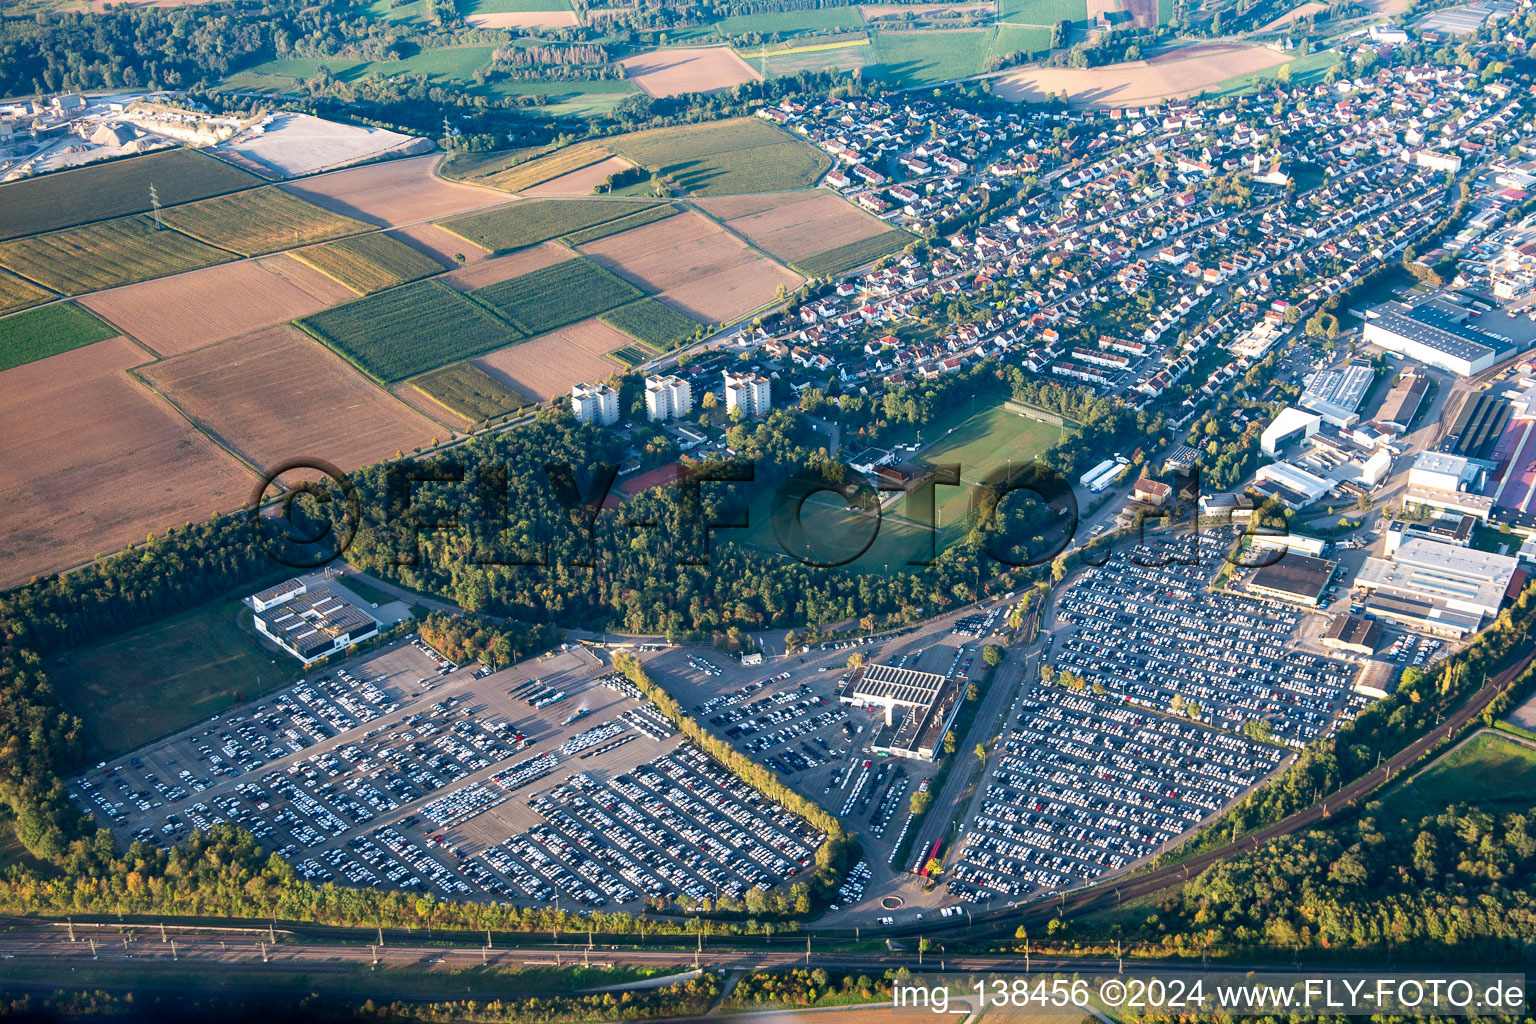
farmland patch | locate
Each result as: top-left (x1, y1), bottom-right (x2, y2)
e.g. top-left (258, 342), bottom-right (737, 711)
top-left (296, 278), bottom-right (522, 382)
top-left (0, 215), bottom-right (235, 295)
top-left (439, 198), bottom-right (661, 253)
top-left (472, 256), bottom-right (644, 335)
top-left (792, 229), bottom-right (911, 276)
top-left (520, 156), bottom-right (639, 197)
top-left (292, 232), bottom-right (448, 294)
top-left (439, 241), bottom-right (571, 290)
top-left (280, 154), bottom-right (512, 227)
top-left (600, 298), bottom-right (701, 351)
top-left (161, 187), bottom-right (371, 256)
top-left (474, 318), bottom-right (631, 400)
top-left (705, 190), bottom-right (897, 263)
top-left (612, 117), bottom-right (832, 195)
top-left (618, 46), bottom-right (762, 98)
top-left (139, 324), bottom-right (439, 474)
top-left (0, 302), bottom-right (119, 372)
top-left (80, 256), bottom-right (356, 356)
top-left (411, 361), bottom-right (534, 423)
top-left (0, 336), bottom-right (256, 589)
top-left (0, 268), bottom-right (53, 315)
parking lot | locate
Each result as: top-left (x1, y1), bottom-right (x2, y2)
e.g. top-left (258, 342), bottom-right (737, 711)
top-left (70, 637), bottom-right (823, 912)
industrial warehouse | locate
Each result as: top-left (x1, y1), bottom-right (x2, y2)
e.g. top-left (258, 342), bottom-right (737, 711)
top-left (838, 662), bottom-right (965, 761)
top-left (1362, 305), bottom-right (1509, 376)
top-left (251, 579), bottom-right (380, 665)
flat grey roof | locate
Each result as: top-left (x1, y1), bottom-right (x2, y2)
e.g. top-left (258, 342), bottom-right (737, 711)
top-left (1369, 307), bottom-right (1499, 363)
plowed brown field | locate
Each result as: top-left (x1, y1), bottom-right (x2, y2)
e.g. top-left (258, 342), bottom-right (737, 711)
top-left (577, 210), bottom-right (799, 322)
top-left (521, 156), bottom-right (639, 197)
top-left (699, 190), bottom-right (891, 262)
top-left (280, 154), bottom-right (513, 227)
top-left (439, 242), bottom-right (572, 290)
top-left (389, 223), bottom-right (493, 266)
top-left (79, 256), bottom-right (355, 356)
top-left (139, 325), bottom-right (440, 475)
top-left (618, 47), bottom-right (762, 98)
top-left (0, 336), bottom-right (257, 588)
top-left (473, 317), bottom-right (629, 399)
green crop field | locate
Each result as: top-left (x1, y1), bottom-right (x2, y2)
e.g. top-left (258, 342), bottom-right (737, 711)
top-left (297, 279), bottom-right (523, 382)
top-left (0, 149), bottom-right (263, 242)
top-left (755, 40), bottom-right (872, 78)
top-left (473, 257), bottom-right (643, 335)
top-left (560, 203), bottom-right (679, 245)
top-left (220, 46), bottom-right (497, 92)
top-left (989, 23), bottom-right (1054, 59)
top-left (997, 0), bottom-right (1088, 23)
top-left (293, 232), bottom-right (447, 294)
top-left (0, 268), bottom-right (53, 316)
top-left (600, 298), bottom-right (700, 351)
top-left (607, 343), bottom-right (655, 369)
top-left (0, 302), bottom-right (119, 372)
top-left (673, 6), bottom-right (864, 39)
top-left (612, 117), bottom-right (833, 196)
top-left (162, 187), bottom-right (369, 256)
top-left (866, 30), bottom-right (993, 84)
top-left (479, 79), bottom-right (640, 119)
top-left (50, 597), bottom-right (303, 756)
top-left (793, 229), bottom-right (911, 277)
top-left (0, 215), bottom-right (235, 295)
top-left (412, 361), bottom-right (532, 422)
top-left (440, 199), bottom-right (659, 253)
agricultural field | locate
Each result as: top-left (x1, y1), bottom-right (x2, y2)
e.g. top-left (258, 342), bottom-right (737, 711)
top-left (439, 198), bottom-right (661, 253)
top-left (411, 361), bottom-right (532, 423)
top-left (0, 302), bottom-right (119, 372)
top-left (673, 6), bottom-right (865, 38)
top-left (478, 78), bottom-right (641, 119)
top-left (866, 29), bottom-right (994, 85)
top-left (618, 47), bottom-right (762, 98)
top-left (751, 39), bottom-right (873, 78)
top-left (988, 23), bottom-right (1054, 60)
top-left (457, 0), bottom-right (577, 26)
top-left (997, 0), bottom-right (1088, 23)
top-left (139, 324), bottom-right (439, 474)
top-left (520, 156), bottom-right (639, 197)
top-left (0, 336), bottom-right (256, 590)
top-left (558, 203), bottom-right (680, 245)
top-left (388, 223), bottom-right (492, 267)
top-left (473, 257), bottom-right (644, 335)
top-left (292, 232), bottom-right (447, 294)
top-left (439, 241), bottom-right (571, 290)
top-left (0, 148), bottom-right (262, 242)
top-left (793, 229), bottom-right (912, 276)
top-left (296, 279), bottom-right (522, 381)
top-left (50, 597), bottom-right (302, 755)
top-left (1379, 731), bottom-right (1536, 819)
top-left (994, 41), bottom-right (1289, 104)
top-left (364, 0), bottom-right (434, 23)
top-left (0, 268), bottom-right (53, 316)
top-left (606, 343), bottom-right (656, 369)
top-left (280, 153), bottom-right (512, 227)
top-left (612, 117), bottom-right (833, 195)
top-left (79, 256), bottom-right (355, 357)
top-left (0, 215), bottom-right (235, 295)
top-left (600, 298), bottom-right (701, 351)
top-left (219, 47), bottom-right (497, 93)
top-left (458, 140), bottom-right (615, 193)
top-left (578, 210), bottom-right (802, 322)
top-left (700, 190), bottom-right (900, 264)
top-left (474, 318), bottom-right (632, 399)
top-left (161, 187), bottom-right (370, 256)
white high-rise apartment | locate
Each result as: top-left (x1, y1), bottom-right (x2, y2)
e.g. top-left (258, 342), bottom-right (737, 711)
top-left (644, 374), bottom-right (693, 421)
top-left (571, 382), bottom-right (619, 425)
top-left (723, 371), bottom-right (771, 417)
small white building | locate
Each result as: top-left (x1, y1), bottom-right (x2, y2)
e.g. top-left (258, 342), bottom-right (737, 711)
top-left (1261, 407), bottom-right (1322, 457)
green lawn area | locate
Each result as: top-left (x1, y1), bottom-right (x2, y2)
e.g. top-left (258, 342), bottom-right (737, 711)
top-left (989, 23), bottom-right (1054, 59)
top-left (478, 78), bottom-right (640, 118)
top-left (0, 301), bottom-right (118, 372)
top-left (915, 401), bottom-right (1065, 527)
top-left (334, 574), bottom-right (399, 609)
top-left (866, 30), bottom-right (994, 85)
top-left (364, 0), bottom-right (433, 22)
top-left (50, 596), bottom-right (303, 756)
top-left (672, 6), bottom-right (865, 39)
top-left (1377, 731), bottom-right (1536, 821)
top-left (738, 483), bottom-right (959, 578)
top-left (997, 0), bottom-right (1087, 22)
top-left (221, 46), bottom-right (496, 92)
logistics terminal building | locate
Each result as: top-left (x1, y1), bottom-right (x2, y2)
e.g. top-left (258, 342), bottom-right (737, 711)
top-left (838, 662), bottom-right (965, 762)
top-left (251, 579), bottom-right (380, 665)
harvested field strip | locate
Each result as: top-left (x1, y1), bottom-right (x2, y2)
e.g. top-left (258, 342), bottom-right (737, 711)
top-left (793, 229), bottom-right (911, 276)
top-left (411, 361), bottom-right (533, 423)
top-left (599, 298), bottom-right (700, 351)
top-left (0, 149), bottom-right (263, 242)
top-left (559, 203), bottom-right (681, 245)
top-left (438, 242), bottom-right (569, 291)
top-left (439, 198), bottom-right (662, 254)
top-left (0, 302), bottom-right (119, 372)
top-left (718, 191), bottom-right (896, 262)
top-left (473, 257), bottom-right (644, 335)
top-left (479, 141), bottom-right (614, 192)
top-left (296, 279), bottom-right (524, 382)
top-left (161, 187), bottom-right (371, 256)
top-left (473, 317), bottom-right (632, 400)
top-left (611, 117), bottom-right (832, 196)
top-left (0, 215), bottom-right (235, 295)
top-left (292, 232), bottom-right (448, 294)
top-left (0, 268), bottom-right (54, 315)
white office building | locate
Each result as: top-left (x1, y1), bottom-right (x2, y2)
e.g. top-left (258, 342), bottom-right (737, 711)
top-left (644, 374), bottom-right (693, 421)
top-left (723, 371), bottom-right (772, 417)
top-left (571, 382), bottom-right (619, 425)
